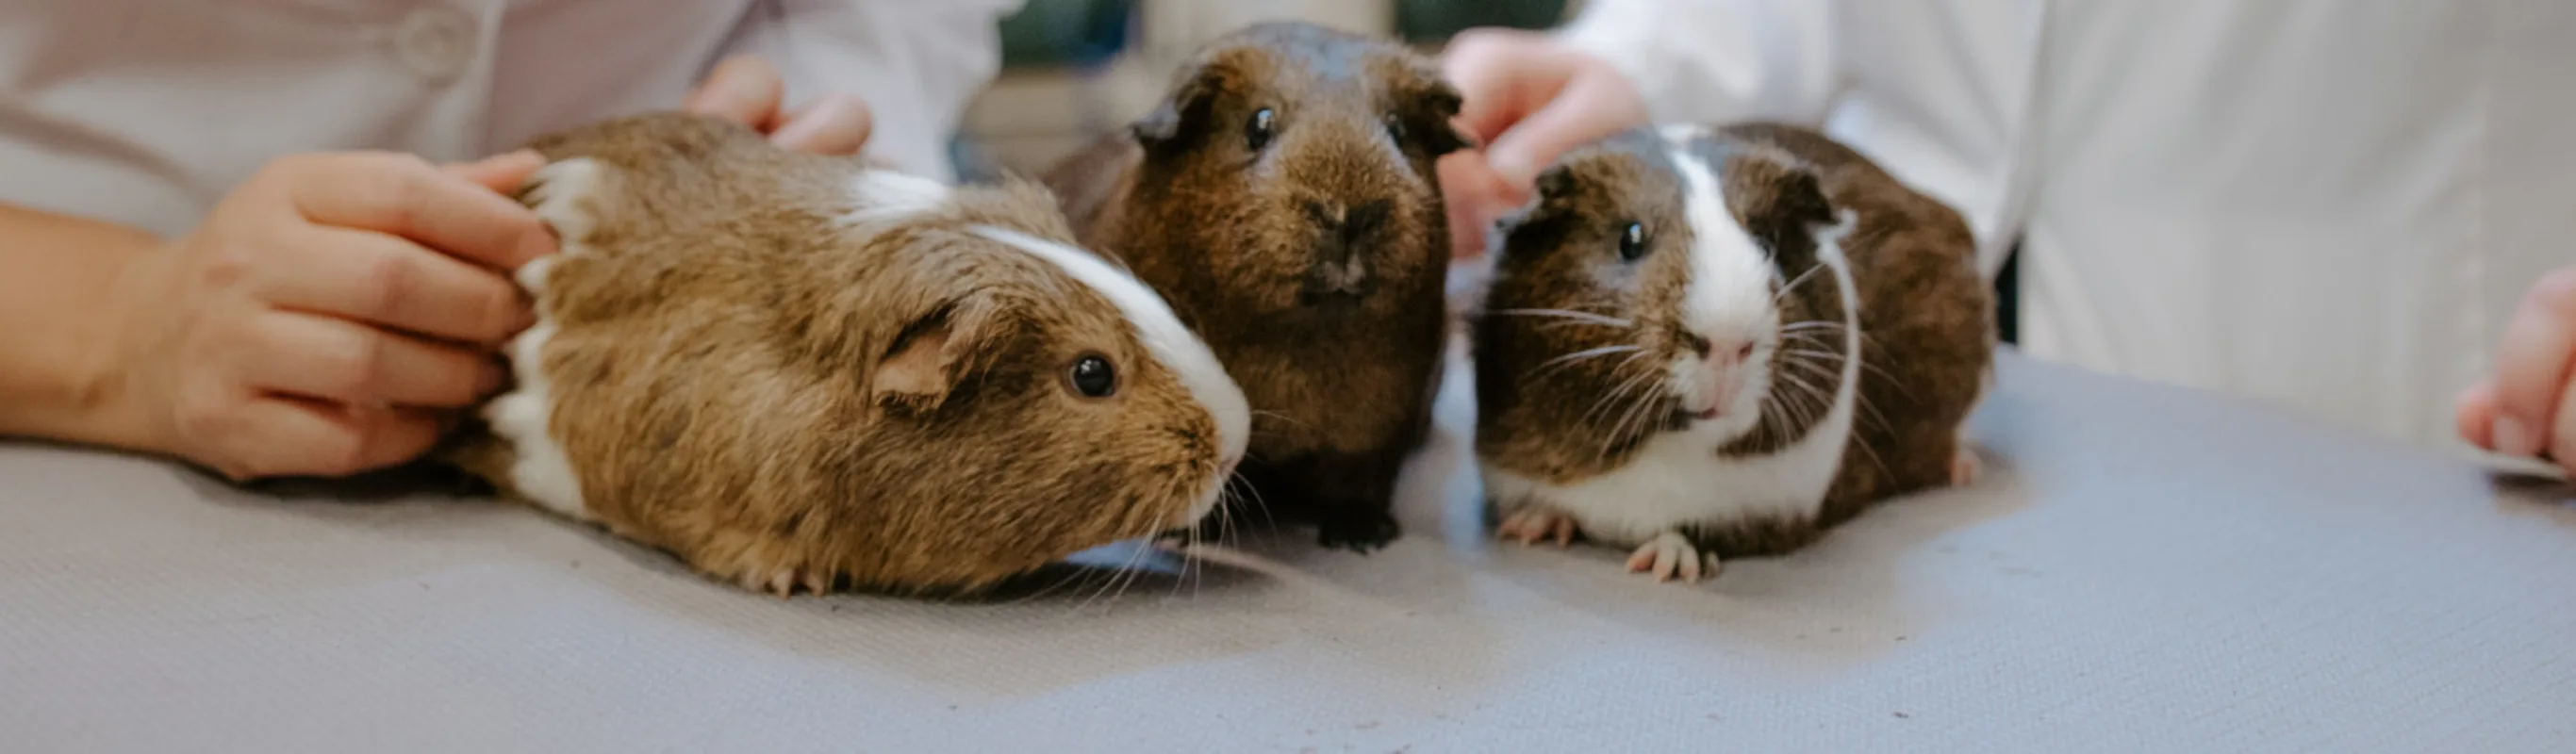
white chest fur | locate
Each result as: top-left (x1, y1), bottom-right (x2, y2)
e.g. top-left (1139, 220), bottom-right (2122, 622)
top-left (1484, 221), bottom-right (1865, 550)
top-left (480, 158), bottom-right (605, 521)
top-left (1482, 368), bottom-right (1858, 549)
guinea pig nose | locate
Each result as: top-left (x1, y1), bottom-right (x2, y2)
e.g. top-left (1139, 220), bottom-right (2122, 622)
top-left (1680, 332), bottom-right (1714, 359)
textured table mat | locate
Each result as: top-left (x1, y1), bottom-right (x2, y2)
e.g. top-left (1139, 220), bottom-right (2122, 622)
top-left (4, 350), bottom-right (2572, 752)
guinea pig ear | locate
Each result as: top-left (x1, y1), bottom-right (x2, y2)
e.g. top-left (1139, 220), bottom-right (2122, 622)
top-left (1531, 162), bottom-right (1578, 202)
top-left (1492, 164), bottom-right (1572, 235)
top-left (871, 293), bottom-right (1006, 416)
top-left (1407, 81), bottom-right (1478, 157)
top-left (1725, 155), bottom-right (1836, 265)
top-left (1131, 62), bottom-right (1223, 150)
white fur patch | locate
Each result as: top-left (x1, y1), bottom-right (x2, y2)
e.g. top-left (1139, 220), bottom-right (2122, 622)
top-left (1484, 211), bottom-right (1865, 549)
top-left (966, 225), bottom-right (1253, 525)
top-left (1665, 138), bottom-right (1782, 437)
top-left (838, 169), bottom-right (953, 225)
top-left (481, 158), bottom-right (603, 521)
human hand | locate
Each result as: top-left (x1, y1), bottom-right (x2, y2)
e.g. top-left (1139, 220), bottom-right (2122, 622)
top-left (683, 55), bottom-right (875, 156)
top-left (2455, 268), bottom-right (2576, 476)
top-left (1435, 27), bottom-right (1649, 259)
top-left (101, 151), bottom-right (554, 481)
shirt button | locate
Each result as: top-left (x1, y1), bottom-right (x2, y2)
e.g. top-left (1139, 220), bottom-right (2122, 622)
top-left (392, 6), bottom-right (479, 82)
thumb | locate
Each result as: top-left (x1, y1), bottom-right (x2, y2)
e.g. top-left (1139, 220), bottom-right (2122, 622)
top-left (1482, 68), bottom-right (1647, 189)
top-left (440, 150), bottom-right (547, 193)
top-left (2456, 380), bottom-right (2500, 452)
top-left (684, 55), bottom-right (787, 132)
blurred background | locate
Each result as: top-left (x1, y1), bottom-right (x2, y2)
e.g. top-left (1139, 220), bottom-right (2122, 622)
top-left (948, 0), bottom-right (1583, 181)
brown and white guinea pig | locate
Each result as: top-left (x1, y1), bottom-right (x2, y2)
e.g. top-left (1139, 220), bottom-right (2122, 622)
top-left (435, 111), bottom-right (1251, 598)
top-left (1468, 122), bottom-right (1994, 582)
top-left (1039, 21), bottom-right (1472, 552)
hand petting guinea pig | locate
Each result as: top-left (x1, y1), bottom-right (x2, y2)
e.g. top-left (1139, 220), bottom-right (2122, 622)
top-left (1468, 122), bottom-right (1994, 582)
top-left (437, 111), bottom-right (1251, 598)
top-left (1041, 22), bottom-right (1474, 552)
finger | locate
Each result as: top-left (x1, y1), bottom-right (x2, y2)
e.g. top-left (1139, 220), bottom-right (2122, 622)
top-left (266, 225), bottom-right (533, 344)
top-left (229, 397), bottom-right (448, 479)
top-left (247, 311), bottom-right (506, 409)
top-left (2455, 380), bottom-right (2499, 451)
top-left (1482, 68), bottom-right (1647, 189)
top-left (769, 93), bottom-right (875, 156)
top-left (2552, 375), bottom-right (2576, 471)
top-left (284, 154), bottom-right (557, 272)
top-left (2486, 269), bottom-right (2576, 458)
top-left (1438, 152), bottom-right (1519, 259)
top-left (683, 55), bottom-right (786, 132)
top-left (1440, 28), bottom-right (1554, 145)
top-left (442, 150), bottom-right (548, 194)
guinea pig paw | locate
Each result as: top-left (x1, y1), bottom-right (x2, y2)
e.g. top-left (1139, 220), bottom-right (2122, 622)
top-left (1950, 448), bottom-right (1983, 487)
top-left (737, 565), bottom-right (834, 598)
top-left (1315, 510), bottom-right (1401, 553)
top-left (1626, 533), bottom-right (1720, 582)
top-left (1496, 509), bottom-right (1578, 549)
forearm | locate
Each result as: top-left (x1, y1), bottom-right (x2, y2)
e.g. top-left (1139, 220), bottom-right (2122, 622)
top-left (729, 0), bottom-right (1022, 180)
top-left (1557, 0), bottom-right (1845, 126)
top-left (0, 203), bottom-right (156, 447)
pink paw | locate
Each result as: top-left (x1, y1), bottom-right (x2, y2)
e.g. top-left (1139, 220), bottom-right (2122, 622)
top-left (1496, 508), bottom-right (1579, 548)
top-left (1625, 533), bottom-right (1720, 582)
top-left (1950, 448), bottom-right (1982, 487)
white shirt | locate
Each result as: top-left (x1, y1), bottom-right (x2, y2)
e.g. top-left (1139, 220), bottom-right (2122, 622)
top-left (0, 0), bottom-right (1023, 238)
top-left (1561, 0), bottom-right (2576, 450)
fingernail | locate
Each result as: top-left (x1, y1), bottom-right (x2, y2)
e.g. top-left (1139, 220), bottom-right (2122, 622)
top-left (2494, 416), bottom-right (2539, 457)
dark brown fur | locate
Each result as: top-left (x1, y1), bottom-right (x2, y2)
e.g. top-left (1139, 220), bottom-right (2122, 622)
top-left (441, 112), bottom-right (1235, 597)
top-left (1041, 22), bottom-right (1472, 551)
top-left (1472, 122), bottom-right (1992, 561)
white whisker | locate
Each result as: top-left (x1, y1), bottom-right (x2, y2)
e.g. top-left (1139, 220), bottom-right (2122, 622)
top-left (1525, 344), bottom-right (1643, 383)
top-left (1773, 265), bottom-right (1827, 303)
top-left (1488, 308), bottom-right (1634, 328)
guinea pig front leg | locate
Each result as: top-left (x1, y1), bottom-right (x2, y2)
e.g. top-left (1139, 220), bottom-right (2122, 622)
top-left (1626, 532), bottom-right (1721, 582)
top-left (678, 529), bottom-right (843, 598)
top-left (1494, 507), bottom-right (1579, 548)
top-left (1297, 450), bottom-right (1406, 552)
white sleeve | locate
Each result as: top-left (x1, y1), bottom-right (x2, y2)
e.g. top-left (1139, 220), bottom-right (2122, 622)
top-left (1555, 0), bottom-right (1845, 127)
top-left (720, 0), bottom-right (1027, 182)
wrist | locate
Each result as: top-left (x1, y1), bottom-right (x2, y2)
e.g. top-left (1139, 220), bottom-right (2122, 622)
top-left (0, 208), bottom-right (168, 454)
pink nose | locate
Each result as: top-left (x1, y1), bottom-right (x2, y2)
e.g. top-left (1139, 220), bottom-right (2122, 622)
top-left (1682, 332), bottom-right (1756, 368)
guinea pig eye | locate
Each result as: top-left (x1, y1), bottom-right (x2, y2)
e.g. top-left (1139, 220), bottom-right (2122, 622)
top-left (1383, 114), bottom-right (1406, 143)
top-left (1246, 108), bottom-right (1278, 152)
top-left (1066, 353), bottom-right (1118, 399)
top-left (1617, 222), bottom-right (1650, 261)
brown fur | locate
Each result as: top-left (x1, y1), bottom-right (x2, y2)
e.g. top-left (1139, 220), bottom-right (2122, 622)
top-left (439, 112), bottom-right (1235, 597)
top-left (1040, 22), bottom-right (1471, 550)
top-left (1471, 122), bottom-right (1993, 561)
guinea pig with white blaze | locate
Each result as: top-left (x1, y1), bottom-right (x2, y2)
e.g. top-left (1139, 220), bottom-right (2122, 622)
top-left (1040, 22), bottom-right (1474, 552)
top-left (437, 111), bottom-right (1252, 598)
top-left (1469, 122), bottom-right (1994, 582)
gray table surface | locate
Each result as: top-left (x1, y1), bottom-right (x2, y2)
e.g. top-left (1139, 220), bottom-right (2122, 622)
top-left (5, 347), bottom-right (2572, 753)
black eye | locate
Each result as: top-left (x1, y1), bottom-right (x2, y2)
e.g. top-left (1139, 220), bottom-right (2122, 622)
top-left (1383, 114), bottom-right (1406, 143)
top-left (1067, 353), bottom-right (1117, 399)
top-left (1617, 222), bottom-right (1650, 261)
top-left (1247, 108), bottom-right (1277, 151)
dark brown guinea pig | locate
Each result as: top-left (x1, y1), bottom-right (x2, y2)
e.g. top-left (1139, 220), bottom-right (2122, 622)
top-left (438, 111), bottom-right (1251, 598)
top-left (1041, 22), bottom-right (1473, 551)
top-left (1470, 122), bottom-right (1993, 582)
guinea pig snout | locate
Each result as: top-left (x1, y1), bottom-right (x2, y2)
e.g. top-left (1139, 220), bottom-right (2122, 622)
top-left (1676, 330), bottom-right (1759, 420)
top-left (1678, 330), bottom-right (1758, 369)
top-left (1296, 199), bottom-right (1393, 306)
